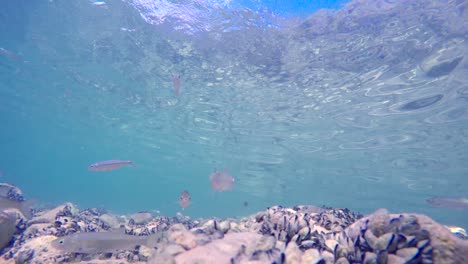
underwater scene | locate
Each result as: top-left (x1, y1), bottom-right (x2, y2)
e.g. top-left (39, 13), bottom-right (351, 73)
top-left (0, 0), bottom-right (467, 263)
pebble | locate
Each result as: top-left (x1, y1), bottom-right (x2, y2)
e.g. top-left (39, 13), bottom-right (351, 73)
top-left (99, 213), bottom-right (120, 229)
top-left (396, 247), bottom-right (419, 262)
top-left (284, 242), bottom-right (302, 264)
top-left (218, 220), bottom-right (230, 233)
top-left (300, 248), bottom-right (321, 263)
top-left (168, 224), bottom-right (197, 250)
top-left (130, 212), bottom-right (153, 225)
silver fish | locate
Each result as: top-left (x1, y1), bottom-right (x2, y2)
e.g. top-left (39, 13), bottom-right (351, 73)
top-left (88, 160), bottom-right (133, 171)
top-left (426, 196), bottom-right (468, 209)
top-left (0, 198), bottom-right (34, 219)
top-left (51, 231), bottom-right (159, 254)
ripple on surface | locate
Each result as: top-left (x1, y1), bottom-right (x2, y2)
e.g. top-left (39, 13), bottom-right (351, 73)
top-left (425, 97), bottom-right (468, 124)
top-left (391, 158), bottom-right (448, 171)
top-left (339, 134), bottom-right (414, 150)
top-left (397, 94), bottom-right (444, 111)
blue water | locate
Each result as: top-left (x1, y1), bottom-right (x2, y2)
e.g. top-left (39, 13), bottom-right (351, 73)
top-left (1, 0), bottom-right (467, 229)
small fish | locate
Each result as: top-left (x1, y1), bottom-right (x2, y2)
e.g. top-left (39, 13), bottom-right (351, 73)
top-left (426, 196), bottom-right (468, 209)
top-left (92, 1), bottom-right (106, 6)
top-left (51, 231), bottom-right (159, 254)
top-left (209, 168), bottom-right (235, 192)
top-left (179, 190), bottom-right (191, 209)
top-left (88, 160), bottom-right (133, 171)
top-left (0, 47), bottom-right (21, 62)
top-left (0, 198), bottom-right (35, 219)
top-left (172, 74), bottom-right (180, 96)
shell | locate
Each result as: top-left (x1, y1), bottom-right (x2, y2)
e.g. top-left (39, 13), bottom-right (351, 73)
top-left (396, 247), bottom-right (421, 263)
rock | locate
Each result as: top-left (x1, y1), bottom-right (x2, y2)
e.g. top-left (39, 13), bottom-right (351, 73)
top-left (130, 212), bottom-right (153, 225)
top-left (335, 257), bottom-right (350, 264)
top-left (148, 253), bottom-right (176, 264)
top-left (0, 212), bottom-right (17, 251)
top-left (0, 183), bottom-right (23, 201)
top-left (29, 203), bottom-right (76, 225)
top-left (387, 254), bottom-right (405, 264)
top-left (297, 226), bottom-right (311, 241)
top-left (375, 232), bottom-right (396, 252)
top-left (299, 239), bottom-right (316, 250)
top-left (4, 235), bottom-right (62, 263)
top-left (320, 250), bottom-right (335, 263)
top-left (254, 235), bottom-right (276, 251)
top-left (201, 219), bottom-right (218, 232)
top-left (168, 224), bottom-right (197, 250)
top-left (138, 245), bottom-right (156, 261)
top-left (363, 252), bottom-right (377, 264)
top-left (255, 211), bottom-right (266, 222)
top-left (217, 220), bottom-right (231, 233)
top-left (175, 232), bottom-right (261, 264)
top-left (396, 247), bottom-right (420, 262)
top-left (99, 214), bottom-right (120, 229)
top-left (301, 248), bottom-right (321, 264)
top-left (15, 248), bottom-right (34, 263)
top-left (325, 239), bottom-right (338, 252)
top-left (409, 214), bottom-right (468, 264)
top-left (161, 243), bottom-right (186, 256)
top-left (368, 208), bottom-right (391, 237)
top-left (23, 223), bottom-right (52, 239)
top-left (285, 241), bottom-right (302, 264)
top-left (348, 212), bottom-right (468, 264)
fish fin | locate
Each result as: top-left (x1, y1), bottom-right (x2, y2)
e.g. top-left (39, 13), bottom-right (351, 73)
top-left (20, 199), bottom-right (36, 219)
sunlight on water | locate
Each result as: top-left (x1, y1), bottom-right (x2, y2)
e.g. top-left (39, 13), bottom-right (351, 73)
top-left (0, 0), bottom-right (467, 230)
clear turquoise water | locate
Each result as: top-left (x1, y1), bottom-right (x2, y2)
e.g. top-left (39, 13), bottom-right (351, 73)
top-left (1, 0), bottom-right (467, 229)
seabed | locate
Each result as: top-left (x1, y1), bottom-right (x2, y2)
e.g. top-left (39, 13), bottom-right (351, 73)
top-left (1, 182), bottom-right (467, 264)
